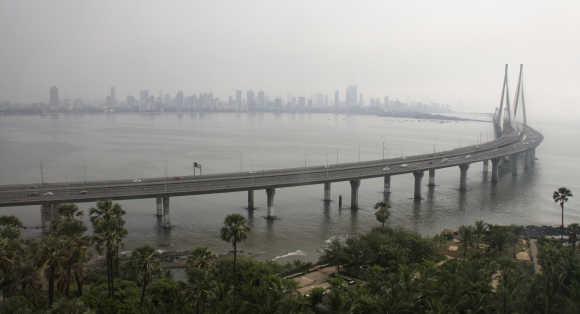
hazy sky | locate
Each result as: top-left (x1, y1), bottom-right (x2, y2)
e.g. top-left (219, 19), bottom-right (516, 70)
top-left (1, 0), bottom-right (579, 118)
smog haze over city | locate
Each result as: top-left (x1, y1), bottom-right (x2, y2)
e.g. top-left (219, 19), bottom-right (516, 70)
top-left (1, 0), bottom-right (580, 119)
top-left (2, 1), bottom-right (580, 313)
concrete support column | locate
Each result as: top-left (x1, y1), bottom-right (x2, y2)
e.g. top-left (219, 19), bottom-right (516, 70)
top-left (482, 160), bottom-right (489, 173)
top-left (350, 179), bottom-right (360, 210)
top-left (428, 169), bottom-right (436, 187)
top-left (491, 158), bottom-right (500, 184)
top-left (266, 188), bottom-right (276, 219)
top-left (162, 196), bottom-right (170, 229)
top-left (511, 153), bottom-right (518, 177)
top-left (383, 175), bottom-right (391, 202)
top-left (40, 203), bottom-right (57, 231)
top-left (247, 190), bottom-right (255, 210)
top-left (413, 171), bottom-right (424, 200)
top-left (323, 182), bottom-right (331, 202)
top-left (459, 164), bottom-right (470, 192)
top-left (523, 151), bottom-right (530, 171)
top-left (156, 197), bottom-right (163, 217)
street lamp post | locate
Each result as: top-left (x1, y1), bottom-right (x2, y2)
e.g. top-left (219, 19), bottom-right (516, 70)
top-left (382, 141), bottom-right (385, 159)
top-left (40, 161), bottom-right (45, 185)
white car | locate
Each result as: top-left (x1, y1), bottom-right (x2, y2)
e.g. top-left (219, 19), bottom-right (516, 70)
top-left (400, 163), bottom-right (408, 168)
top-left (133, 178), bottom-right (143, 183)
top-left (382, 166), bottom-right (390, 171)
top-left (43, 191), bottom-right (54, 196)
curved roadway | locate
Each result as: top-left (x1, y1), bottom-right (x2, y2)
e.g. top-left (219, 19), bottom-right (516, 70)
top-left (0, 123), bottom-right (543, 207)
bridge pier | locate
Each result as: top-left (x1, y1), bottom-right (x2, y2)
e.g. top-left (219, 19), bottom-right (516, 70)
top-left (413, 171), bottom-right (424, 200)
top-left (40, 203), bottom-right (58, 231)
top-left (523, 151), bottom-right (530, 171)
top-left (323, 182), bottom-right (331, 202)
top-left (459, 164), bottom-right (469, 192)
top-left (156, 197), bottom-right (163, 217)
top-left (491, 158), bottom-right (500, 184)
top-left (482, 160), bottom-right (489, 173)
top-left (266, 188), bottom-right (276, 219)
top-left (383, 175), bottom-right (391, 202)
top-left (247, 190), bottom-right (255, 210)
top-left (524, 150), bottom-right (535, 170)
top-left (511, 154), bottom-right (518, 177)
top-left (350, 179), bottom-right (360, 210)
top-left (428, 169), bottom-right (436, 187)
top-left (162, 196), bottom-right (171, 229)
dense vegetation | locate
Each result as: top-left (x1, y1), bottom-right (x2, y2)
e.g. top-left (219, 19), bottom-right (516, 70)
top-left (1, 200), bottom-right (580, 313)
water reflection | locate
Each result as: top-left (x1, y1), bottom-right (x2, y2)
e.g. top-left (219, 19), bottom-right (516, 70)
top-left (350, 209), bottom-right (359, 234)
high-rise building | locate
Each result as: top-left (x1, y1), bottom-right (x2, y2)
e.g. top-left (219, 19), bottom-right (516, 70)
top-left (334, 90), bottom-right (340, 106)
top-left (345, 85), bottom-right (358, 107)
top-left (110, 87), bottom-right (117, 106)
top-left (246, 90), bottom-right (255, 111)
top-left (139, 90), bottom-right (149, 105)
top-left (175, 90), bottom-right (184, 108)
top-left (49, 86), bottom-right (59, 106)
top-left (235, 90), bottom-right (242, 111)
top-left (257, 90), bottom-right (265, 107)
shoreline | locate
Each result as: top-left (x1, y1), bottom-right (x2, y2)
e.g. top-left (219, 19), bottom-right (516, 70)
top-left (0, 109), bottom-right (489, 123)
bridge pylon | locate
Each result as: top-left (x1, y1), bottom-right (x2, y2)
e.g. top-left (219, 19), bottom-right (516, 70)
top-left (513, 64), bottom-right (527, 126)
top-left (496, 64), bottom-right (514, 136)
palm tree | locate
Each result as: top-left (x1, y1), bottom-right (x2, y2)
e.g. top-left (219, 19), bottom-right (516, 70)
top-left (90, 200), bottom-right (127, 298)
top-left (130, 245), bottom-right (160, 305)
top-left (473, 220), bottom-right (488, 250)
top-left (567, 223), bottom-right (579, 251)
top-left (51, 204), bottom-right (88, 297)
top-left (220, 214), bottom-right (250, 275)
top-left (374, 202), bottom-right (390, 229)
top-left (552, 187), bottom-right (573, 241)
top-left (186, 247), bottom-right (217, 314)
top-left (0, 215), bottom-right (24, 240)
top-left (458, 225), bottom-right (474, 257)
top-left (0, 215), bottom-right (24, 298)
top-left (36, 234), bottom-right (66, 307)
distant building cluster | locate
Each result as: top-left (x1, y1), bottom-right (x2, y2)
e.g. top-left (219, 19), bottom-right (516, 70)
top-left (0, 85), bottom-right (451, 115)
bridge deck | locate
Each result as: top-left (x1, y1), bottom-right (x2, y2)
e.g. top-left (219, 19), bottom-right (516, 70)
top-left (0, 124), bottom-right (543, 207)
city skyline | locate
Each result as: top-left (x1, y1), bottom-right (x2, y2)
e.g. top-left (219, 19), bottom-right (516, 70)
top-left (0, 84), bottom-right (451, 115)
top-left (3, 0), bottom-right (580, 120)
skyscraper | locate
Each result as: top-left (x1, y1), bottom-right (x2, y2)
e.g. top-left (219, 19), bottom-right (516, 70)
top-left (110, 87), bottom-right (117, 106)
top-left (235, 90), bottom-right (242, 111)
top-left (175, 90), bottom-right (184, 108)
top-left (246, 90), bottom-right (255, 111)
top-left (49, 86), bottom-right (59, 106)
top-left (334, 90), bottom-right (340, 106)
top-left (257, 90), bottom-right (265, 107)
top-left (346, 85), bottom-right (358, 107)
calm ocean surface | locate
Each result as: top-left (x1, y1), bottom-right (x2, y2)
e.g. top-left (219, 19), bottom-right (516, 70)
top-left (0, 113), bottom-right (578, 261)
